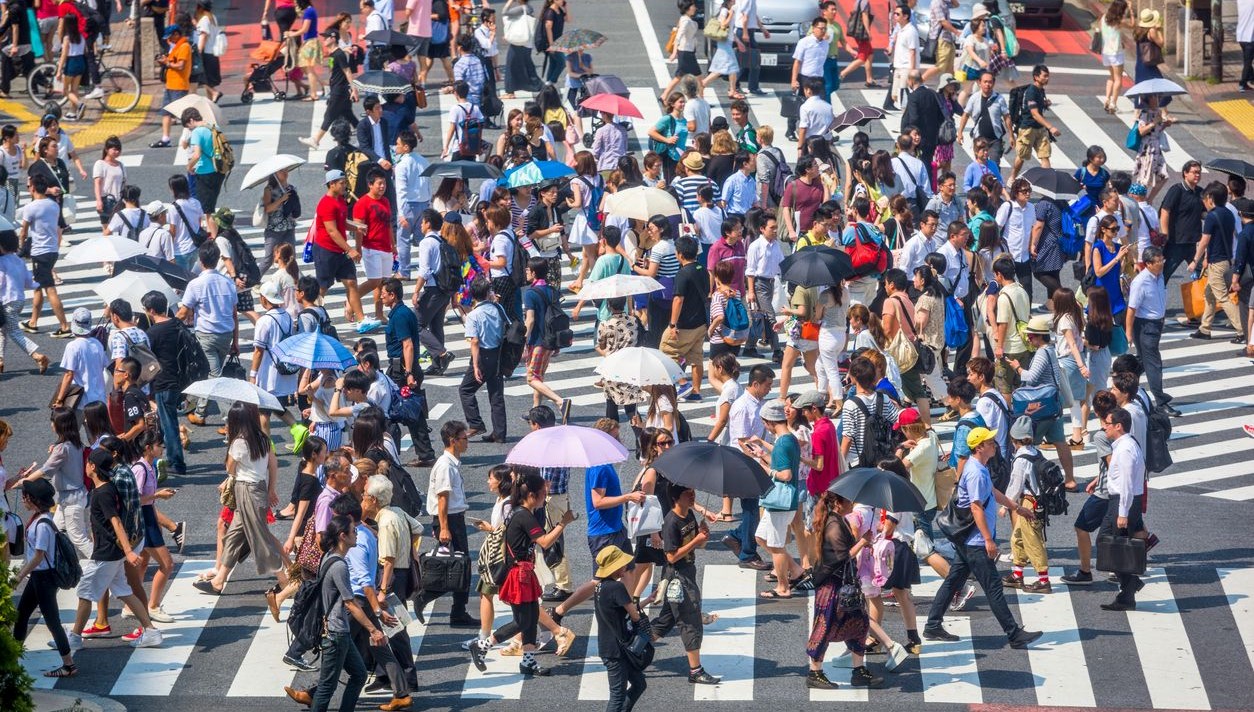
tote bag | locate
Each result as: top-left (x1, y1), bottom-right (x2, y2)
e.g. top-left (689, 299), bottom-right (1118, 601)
top-left (625, 495), bottom-right (664, 538)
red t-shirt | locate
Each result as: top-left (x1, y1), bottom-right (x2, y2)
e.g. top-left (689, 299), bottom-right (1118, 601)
top-left (352, 194), bottom-right (394, 253)
top-left (807, 416), bottom-right (840, 495)
top-left (313, 194), bottom-right (349, 253)
top-left (57, 3), bottom-right (87, 37)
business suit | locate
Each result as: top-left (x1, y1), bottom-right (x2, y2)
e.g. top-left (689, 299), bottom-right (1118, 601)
top-left (901, 84), bottom-right (943, 176)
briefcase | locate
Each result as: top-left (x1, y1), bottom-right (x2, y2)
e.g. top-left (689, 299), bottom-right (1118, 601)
top-left (779, 91), bottom-right (801, 119)
top-left (419, 546), bottom-right (471, 594)
top-left (1096, 534), bottom-right (1147, 575)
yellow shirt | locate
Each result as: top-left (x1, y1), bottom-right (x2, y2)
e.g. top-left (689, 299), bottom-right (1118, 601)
top-left (165, 38), bottom-right (192, 91)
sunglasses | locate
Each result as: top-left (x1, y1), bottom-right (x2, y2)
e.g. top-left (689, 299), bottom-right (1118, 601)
top-left (657, 439), bottom-right (675, 447)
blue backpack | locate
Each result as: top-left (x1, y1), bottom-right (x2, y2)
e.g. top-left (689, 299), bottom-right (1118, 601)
top-left (943, 294), bottom-right (969, 349)
top-left (1059, 199), bottom-right (1086, 259)
top-left (580, 176), bottom-right (605, 232)
top-left (722, 294), bottom-right (750, 346)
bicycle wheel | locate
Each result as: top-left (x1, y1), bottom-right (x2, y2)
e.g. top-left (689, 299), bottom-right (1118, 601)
top-left (97, 67), bottom-right (141, 114)
top-left (26, 63), bottom-right (67, 110)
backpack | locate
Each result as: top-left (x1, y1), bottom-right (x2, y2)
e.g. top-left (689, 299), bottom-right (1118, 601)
top-left (477, 519), bottom-right (508, 588)
top-left (74, 1), bottom-right (102, 37)
top-left (579, 175), bottom-right (605, 232)
top-left (262, 313), bottom-right (302, 375)
top-left (122, 331), bottom-right (162, 386)
top-left (429, 234), bottom-right (463, 294)
top-left (538, 286), bottom-right (574, 351)
top-left (761, 147), bottom-right (790, 205)
top-left (1058, 200), bottom-right (1084, 258)
top-left (174, 322), bottom-right (210, 389)
top-left (852, 393), bottom-right (896, 468)
top-left (224, 228), bottom-right (261, 288)
top-left (116, 210), bottom-right (143, 241)
top-left (943, 294), bottom-right (970, 349)
top-left (506, 231), bottom-right (529, 289)
top-left (457, 104), bottom-right (484, 157)
top-left (300, 306), bottom-right (340, 341)
top-left (342, 149), bottom-right (376, 204)
top-left (979, 393), bottom-right (1014, 490)
top-left (379, 453), bottom-right (425, 517)
top-left (1007, 84), bottom-right (1030, 131)
top-left (1137, 392), bottom-right (1174, 473)
top-left (37, 518), bottom-right (82, 590)
top-left (723, 293), bottom-right (750, 332)
top-left (289, 553), bottom-right (343, 654)
top-left (209, 125), bottom-right (235, 177)
top-left (494, 303), bottom-right (528, 378)
top-left (1018, 450), bottom-right (1068, 519)
top-left (848, 223), bottom-right (889, 277)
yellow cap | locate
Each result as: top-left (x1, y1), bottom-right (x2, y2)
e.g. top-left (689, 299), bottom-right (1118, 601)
top-left (966, 426), bottom-right (997, 450)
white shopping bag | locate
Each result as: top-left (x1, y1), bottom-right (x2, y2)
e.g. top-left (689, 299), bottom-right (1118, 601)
top-left (625, 495), bottom-right (665, 539)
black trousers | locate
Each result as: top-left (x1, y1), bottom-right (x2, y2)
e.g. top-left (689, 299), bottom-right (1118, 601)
top-left (1241, 41), bottom-right (1254, 88)
top-left (926, 543), bottom-right (1019, 637)
top-left (387, 359), bottom-right (435, 460)
top-left (190, 171), bottom-right (224, 214)
top-left (644, 299), bottom-right (668, 349)
top-left (420, 512), bottom-right (471, 616)
top-left (1099, 494), bottom-right (1145, 604)
top-left (604, 656), bottom-right (648, 712)
top-left (416, 287), bottom-right (451, 357)
top-left (1014, 260), bottom-right (1033, 303)
top-left (459, 345), bottom-right (506, 438)
top-left (1132, 317), bottom-right (1169, 405)
top-left (1162, 242), bottom-right (1194, 284)
top-left (350, 598), bottom-right (411, 697)
top-left (0, 51), bottom-right (32, 95)
top-left (1034, 269), bottom-right (1062, 302)
top-left (14, 570), bottom-right (71, 656)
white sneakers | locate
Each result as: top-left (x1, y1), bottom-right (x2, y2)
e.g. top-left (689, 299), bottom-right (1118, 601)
top-left (298, 137), bottom-right (320, 149)
top-left (147, 607), bottom-right (174, 624)
top-left (66, 631), bottom-right (84, 652)
top-left (85, 86), bottom-right (105, 100)
top-left (884, 642), bottom-right (909, 672)
top-left (132, 628), bottom-right (164, 648)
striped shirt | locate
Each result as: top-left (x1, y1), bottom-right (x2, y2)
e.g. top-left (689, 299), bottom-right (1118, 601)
top-left (673, 175), bottom-right (720, 218)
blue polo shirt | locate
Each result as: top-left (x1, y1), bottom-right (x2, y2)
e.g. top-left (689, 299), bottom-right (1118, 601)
top-left (584, 464), bottom-right (623, 537)
top-left (957, 457), bottom-right (995, 547)
top-left (385, 302), bottom-right (420, 360)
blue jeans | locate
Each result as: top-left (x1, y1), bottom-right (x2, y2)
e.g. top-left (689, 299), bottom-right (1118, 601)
top-left (173, 251), bottom-right (197, 274)
top-left (730, 497), bottom-right (760, 561)
top-left (823, 56), bottom-right (842, 97)
top-left (396, 201), bottom-right (426, 278)
top-left (311, 631), bottom-right (367, 712)
top-left (926, 543), bottom-right (1020, 637)
top-left (155, 389), bottom-right (186, 473)
top-left (603, 656), bottom-right (647, 712)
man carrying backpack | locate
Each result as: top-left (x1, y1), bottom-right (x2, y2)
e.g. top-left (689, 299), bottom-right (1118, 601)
top-left (1009, 65), bottom-right (1061, 183)
top-left (522, 257), bottom-right (571, 421)
top-left (380, 278), bottom-right (437, 467)
top-left (1001, 416), bottom-right (1053, 593)
top-left (413, 209), bottom-right (456, 376)
top-left (181, 108), bottom-right (225, 213)
top-left (441, 80), bottom-right (484, 161)
top-left (839, 357), bottom-right (900, 468)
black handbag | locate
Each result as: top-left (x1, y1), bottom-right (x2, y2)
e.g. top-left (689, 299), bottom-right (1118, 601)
top-left (1096, 533), bottom-right (1147, 575)
top-left (936, 488), bottom-right (989, 544)
top-left (419, 545), bottom-right (472, 594)
top-left (220, 353), bottom-right (247, 380)
top-left (779, 91), bottom-right (801, 119)
top-left (836, 559), bottom-right (864, 611)
top-left (597, 583), bottom-right (655, 669)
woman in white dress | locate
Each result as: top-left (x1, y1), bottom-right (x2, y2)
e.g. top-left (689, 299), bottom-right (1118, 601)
top-left (701, 0), bottom-right (743, 100)
top-left (566, 151), bottom-right (603, 289)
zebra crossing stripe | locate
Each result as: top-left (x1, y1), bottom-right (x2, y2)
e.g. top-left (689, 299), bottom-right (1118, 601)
top-left (577, 618), bottom-right (610, 701)
top-left (1218, 568), bottom-right (1254, 674)
top-left (240, 98), bottom-right (286, 167)
top-left (307, 101), bottom-right (329, 165)
top-left (742, 92), bottom-right (798, 164)
top-left (462, 597), bottom-right (526, 699)
top-left (1009, 568), bottom-right (1097, 708)
top-left (20, 588), bottom-right (79, 690)
top-left (227, 603), bottom-right (294, 697)
top-left (917, 615), bottom-right (981, 703)
top-left (626, 88), bottom-right (665, 157)
top-left (1050, 95), bottom-right (1132, 172)
top-left (693, 565), bottom-right (757, 701)
top-left (1205, 485), bottom-right (1254, 501)
top-left (110, 560), bottom-right (219, 696)
top-left (1125, 568), bottom-right (1211, 710)
top-left (805, 594), bottom-right (869, 702)
top-left (1147, 437), bottom-right (1254, 489)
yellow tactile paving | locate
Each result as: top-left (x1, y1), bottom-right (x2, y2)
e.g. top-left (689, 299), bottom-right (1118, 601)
top-left (0, 94), bottom-right (153, 151)
top-left (1209, 99), bottom-right (1254, 142)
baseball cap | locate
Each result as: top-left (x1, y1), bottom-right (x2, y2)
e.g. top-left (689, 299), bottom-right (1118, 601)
top-left (520, 405), bottom-right (556, 428)
top-left (760, 401), bottom-right (788, 423)
top-left (325, 169), bottom-right (345, 184)
top-left (894, 407), bottom-right (921, 431)
top-left (258, 280), bottom-right (285, 306)
top-left (162, 25), bottom-right (181, 39)
top-left (1009, 415), bottom-right (1035, 441)
top-left (966, 426), bottom-right (997, 450)
top-left (1234, 197), bottom-right (1254, 219)
top-left (143, 200), bottom-right (168, 217)
top-left (792, 390), bottom-right (827, 410)
top-left (70, 307), bottom-right (93, 336)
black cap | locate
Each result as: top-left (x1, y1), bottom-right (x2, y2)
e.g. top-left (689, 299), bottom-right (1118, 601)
top-left (520, 405), bottom-right (556, 428)
top-left (21, 478), bottom-right (56, 508)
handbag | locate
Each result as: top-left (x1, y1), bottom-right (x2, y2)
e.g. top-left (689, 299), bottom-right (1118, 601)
top-left (419, 545), bottom-right (472, 594)
top-left (1096, 533), bottom-right (1147, 575)
top-left (221, 353), bottom-right (247, 380)
top-left (219, 475), bottom-right (237, 510)
top-left (503, 13), bottom-right (536, 46)
top-left (836, 559), bottom-right (864, 611)
top-left (761, 476), bottom-right (797, 511)
top-left (1011, 383), bottom-right (1061, 421)
top-left (295, 513), bottom-right (322, 575)
top-left (51, 383), bottom-right (85, 410)
top-left (1137, 38), bottom-right (1163, 67)
top-left (938, 117), bottom-right (957, 145)
top-left (890, 294), bottom-right (934, 374)
top-left (1125, 124), bottom-right (1142, 152)
top-left (1089, 25), bottom-right (1102, 53)
top-left (702, 16), bottom-right (729, 41)
top-left (1110, 324), bottom-right (1129, 356)
top-left (625, 495), bottom-right (664, 538)
top-left (799, 321), bottom-right (820, 341)
top-left (921, 34), bottom-right (938, 63)
top-left (2, 497), bottom-right (23, 557)
top-left (665, 26), bottom-right (677, 55)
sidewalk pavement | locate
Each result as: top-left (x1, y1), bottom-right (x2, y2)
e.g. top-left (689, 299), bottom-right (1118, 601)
top-left (32, 689), bottom-right (126, 712)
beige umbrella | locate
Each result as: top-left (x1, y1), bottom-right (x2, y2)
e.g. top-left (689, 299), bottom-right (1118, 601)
top-left (603, 186), bottom-right (681, 221)
top-left (164, 93), bottom-right (225, 127)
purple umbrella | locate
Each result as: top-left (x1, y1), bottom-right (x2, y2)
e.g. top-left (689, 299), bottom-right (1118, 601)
top-left (505, 425), bottom-right (630, 468)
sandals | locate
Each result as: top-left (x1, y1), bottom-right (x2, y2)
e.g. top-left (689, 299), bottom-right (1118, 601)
top-left (1066, 438), bottom-right (1085, 451)
top-left (759, 590), bottom-right (792, 599)
top-left (44, 664), bottom-right (78, 678)
top-left (716, 512), bottom-right (736, 522)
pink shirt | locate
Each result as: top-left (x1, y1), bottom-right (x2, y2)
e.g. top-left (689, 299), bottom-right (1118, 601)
top-left (807, 416), bottom-right (839, 495)
top-left (706, 237), bottom-right (747, 294)
top-left (406, 0), bottom-right (432, 37)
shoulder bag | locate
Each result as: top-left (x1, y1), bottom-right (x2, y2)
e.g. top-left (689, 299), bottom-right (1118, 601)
top-left (884, 296), bottom-right (920, 373)
top-left (596, 583), bottom-right (655, 669)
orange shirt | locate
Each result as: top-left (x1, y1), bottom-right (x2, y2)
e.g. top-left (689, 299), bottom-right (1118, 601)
top-left (165, 38), bottom-right (193, 91)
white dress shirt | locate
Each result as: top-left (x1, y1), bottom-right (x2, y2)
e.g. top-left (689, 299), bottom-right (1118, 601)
top-left (395, 152), bottom-right (431, 203)
top-left (744, 235), bottom-right (784, 278)
top-left (792, 34), bottom-right (829, 77)
top-left (996, 200), bottom-right (1037, 262)
top-left (798, 96), bottom-right (834, 138)
top-left (937, 241), bottom-right (970, 299)
top-left (1108, 433), bottom-right (1146, 517)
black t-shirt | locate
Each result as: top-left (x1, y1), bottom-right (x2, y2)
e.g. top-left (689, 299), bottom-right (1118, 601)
top-left (1021, 84), bottom-right (1046, 130)
top-left (328, 49), bottom-right (351, 94)
top-left (122, 386), bottom-right (148, 429)
top-left (144, 319), bottom-right (182, 393)
top-left (89, 482), bottom-right (125, 562)
top-left (1162, 183), bottom-right (1204, 244)
top-left (0, 2), bottom-right (32, 46)
top-left (672, 262), bottom-right (710, 329)
top-left (1085, 321), bottom-right (1112, 349)
top-left (504, 506), bottom-right (543, 568)
top-left (594, 578), bottom-right (632, 659)
top-left (537, 7), bottom-right (565, 51)
top-left (293, 471), bottom-right (322, 532)
top-left (1203, 207), bottom-right (1235, 262)
top-left (525, 202), bottom-right (557, 239)
top-left (661, 509), bottom-right (699, 579)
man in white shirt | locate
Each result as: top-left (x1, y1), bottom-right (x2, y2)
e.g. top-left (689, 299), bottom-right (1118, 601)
top-left (787, 17), bottom-right (829, 137)
top-left (138, 202), bottom-right (176, 262)
top-left (744, 220), bottom-right (785, 360)
top-left (995, 182), bottom-right (1038, 301)
top-left (442, 81), bottom-right (484, 160)
top-left (721, 364), bottom-right (774, 570)
top-left (18, 174), bottom-right (69, 337)
top-left (900, 209), bottom-right (943, 275)
top-left (889, 3), bottom-right (919, 109)
top-left (54, 308), bottom-right (109, 410)
top-left (734, 0), bottom-right (770, 96)
top-left (795, 78), bottom-right (833, 145)
top-left (393, 131), bottom-right (430, 280)
top-left (177, 241), bottom-right (239, 425)
top-left (417, 420), bottom-right (479, 627)
top-left (1097, 408), bottom-right (1146, 611)
top-left (413, 209), bottom-right (454, 375)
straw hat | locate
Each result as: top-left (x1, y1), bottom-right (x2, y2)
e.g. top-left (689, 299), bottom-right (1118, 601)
top-left (1138, 8), bottom-right (1161, 28)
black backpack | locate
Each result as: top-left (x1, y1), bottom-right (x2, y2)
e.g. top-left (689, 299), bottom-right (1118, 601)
top-left (1008, 84), bottom-right (1030, 130)
top-left (300, 306), bottom-right (340, 342)
top-left (288, 553), bottom-right (343, 654)
top-left (381, 455), bottom-right (426, 518)
top-left (979, 393), bottom-right (1014, 491)
top-left (852, 393), bottom-right (896, 468)
top-left (174, 322), bottom-right (210, 389)
top-left (1136, 393), bottom-right (1174, 473)
top-left (116, 210), bottom-right (143, 241)
top-left (1018, 450), bottom-right (1068, 521)
top-left (537, 286), bottom-right (573, 352)
top-left (429, 235), bottom-right (463, 294)
top-left (37, 519), bottom-right (82, 590)
top-left (494, 303), bottom-right (527, 378)
top-left (507, 232), bottom-right (529, 288)
top-left (224, 228), bottom-right (261, 288)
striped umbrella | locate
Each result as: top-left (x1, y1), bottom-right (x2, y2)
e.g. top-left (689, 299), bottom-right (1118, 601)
top-left (273, 332), bottom-right (356, 370)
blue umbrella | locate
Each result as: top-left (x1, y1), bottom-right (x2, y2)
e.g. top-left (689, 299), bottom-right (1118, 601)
top-left (503, 160), bottom-right (575, 188)
top-left (273, 332), bottom-right (357, 370)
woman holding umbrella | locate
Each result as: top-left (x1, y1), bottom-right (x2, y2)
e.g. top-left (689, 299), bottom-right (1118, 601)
top-left (1131, 94), bottom-right (1173, 198)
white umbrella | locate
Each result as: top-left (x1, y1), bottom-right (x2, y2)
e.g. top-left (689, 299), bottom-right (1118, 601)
top-left (239, 154), bottom-right (306, 191)
top-left (63, 236), bottom-right (146, 265)
top-left (183, 377), bottom-right (284, 412)
top-left (603, 186), bottom-right (681, 221)
top-left (575, 274), bottom-right (663, 300)
top-left (595, 346), bottom-right (685, 386)
top-left (164, 93), bottom-right (225, 127)
top-left (1125, 78), bottom-right (1187, 97)
top-left (94, 272), bottom-right (177, 312)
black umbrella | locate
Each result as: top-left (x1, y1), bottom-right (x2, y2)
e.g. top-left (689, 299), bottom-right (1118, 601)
top-left (115, 255), bottom-right (195, 292)
top-left (1021, 167), bottom-right (1082, 198)
top-left (779, 246), bottom-right (855, 287)
top-left (1206, 158), bottom-right (1254, 181)
top-left (653, 441), bottom-right (772, 498)
top-left (363, 29), bottom-right (421, 47)
top-left (351, 70), bottom-right (412, 96)
top-left (832, 105), bottom-right (886, 133)
top-left (828, 467), bottom-right (927, 513)
top-left (421, 161), bottom-right (504, 180)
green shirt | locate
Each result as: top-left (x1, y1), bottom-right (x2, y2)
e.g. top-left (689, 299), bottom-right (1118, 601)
top-left (736, 123), bottom-right (760, 154)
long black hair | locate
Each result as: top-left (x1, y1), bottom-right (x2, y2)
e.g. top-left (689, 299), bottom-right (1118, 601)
top-left (299, 435), bottom-right (328, 472)
top-left (320, 513), bottom-right (355, 553)
top-left (227, 402), bottom-right (270, 461)
top-left (50, 407), bottom-right (82, 449)
top-left (914, 265), bottom-right (945, 299)
top-left (508, 467), bottom-right (546, 511)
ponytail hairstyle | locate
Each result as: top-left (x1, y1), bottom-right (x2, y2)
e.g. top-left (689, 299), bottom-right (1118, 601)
top-left (276, 243), bottom-right (300, 284)
top-left (320, 514), bottom-right (355, 554)
top-left (137, 428), bottom-right (164, 459)
top-left (508, 467), bottom-right (546, 511)
top-left (865, 311), bottom-right (887, 347)
top-left (914, 264), bottom-right (944, 299)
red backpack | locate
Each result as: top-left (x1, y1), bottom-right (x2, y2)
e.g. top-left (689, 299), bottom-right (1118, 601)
top-left (849, 223), bottom-right (889, 277)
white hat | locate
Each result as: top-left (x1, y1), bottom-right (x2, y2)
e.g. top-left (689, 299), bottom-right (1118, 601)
top-left (971, 3), bottom-right (991, 20)
top-left (70, 307), bottom-right (93, 336)
top-left (143, 200), bottom-right (168, 217)
top-left (258, 280), bottom-right (285, 306)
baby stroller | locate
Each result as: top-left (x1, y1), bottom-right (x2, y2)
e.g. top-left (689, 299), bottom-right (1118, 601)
top-left (241, 38), bottom-right (297, 104)
top-left (575, 73), bottom-right (630, 146)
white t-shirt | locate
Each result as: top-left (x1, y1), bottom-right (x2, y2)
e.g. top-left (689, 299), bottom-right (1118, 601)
top-left (489, 231), bottom-right (514, 279)
top-left (714, 380), bottom-right (743, 446)
top-left (1053, 313), bottom-right (1079, 361)
top-left (975, 388), bottom-right (1011, 456)
top-left (427, 452), bottom-right (468, 515)
top-left (683, 97), bottom-right (711, 135)
top-left (108, 325), bottom-right (149, 362)
top-left (447, 102), bottom-right (485, 151)
top-left (996, 200), bottom-right (1037, 263)
top-left (693, 205), bottom-right (724, 246)
top-left (92, 159), bottom-right (126, 199)
top-left (228, 438), bottom-right (270, 485)
top-left (798, 96), bottom-right (833, 137)
top-left (108, 207), bottom-right (149, 238)
top-left (254, 309), bottom-right (299, 396)
top-left (892, 22), bottom-right (920, 69)
top-left (170, 198), bottom-right (205, 257)
top-left (61, 336), bottom-right (109, 406)
top-left (646, 394), bottom-right (678, 441)
top-left (734, 0), bottom-right (759, 29)
top-left (25, 513), bottom-right (56, 571)
top-left (19, 199), bottom-right (60, 256)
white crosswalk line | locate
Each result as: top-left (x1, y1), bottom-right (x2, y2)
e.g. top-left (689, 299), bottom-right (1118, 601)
top-left (119, 154), bottom-right (144, 167)
top-left (1009, 568), bottom-right (1097, 708)
top-left (240, 98), bottom-right (286, 166)
top-left (1219, 568), bottom-right (1254, 675)
top-left (228, 603), bottom-right (293, 697)
top-left (110, 559), bottom-right (219, 696)
top-left (626, 87), bottom-right (664, 156)
top-left (19, 588), bottom-right (79, 689)
top-left (1048, 95), bottom-right (1129, 172)
top-left (1124, 568), bottom-right (1210, 710)
top-left (917, 615), bottom-right (981, 703)
top-left (806, 594), bottom-right (868, 702)
top-left (462, 597), bottom-right (525, 699)
top-left (693, 565), bottom-right (757, 700)
top-left (307, 101), bottom-right (328, 164)
top-left (1205, 485), bottom-right (1254, 501)
top-left (577, 618), bottom-right (610, 701)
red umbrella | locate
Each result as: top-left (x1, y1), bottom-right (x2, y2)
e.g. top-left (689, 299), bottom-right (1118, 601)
top-left (580, 93), bottom-right (643, 119)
